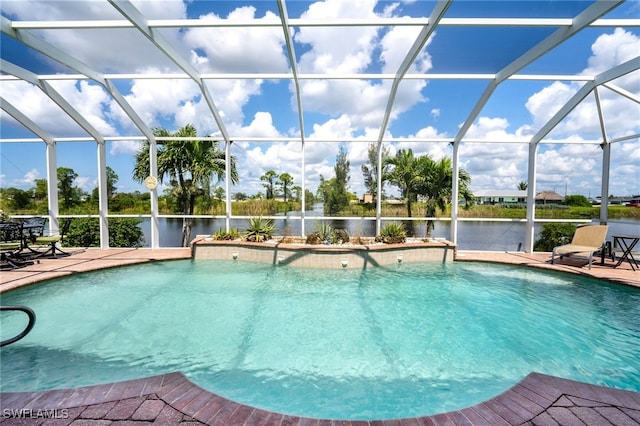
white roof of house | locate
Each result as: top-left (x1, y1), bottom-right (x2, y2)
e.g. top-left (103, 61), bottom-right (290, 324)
top-left (474, 190), bottom-right (527, 198)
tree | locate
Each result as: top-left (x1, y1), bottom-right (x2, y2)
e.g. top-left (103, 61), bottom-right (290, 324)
top-left (564, 194), bottom-right (591, 207)
top-left (316, 175), bottom-right (330, 202)
top-left (0, 187), bottom-right (33, 211)
top-left (261, 170), bottom-right (278, 200)
top-left (57, 167), bottom-right (79, 210)
top-left (278, 172), bottom-right (294, 202)
top-left (414, 156), bottom-right (474, 238)
top-left (214, 186), bottom-right (225, 201)
top-left (133, 124), bottom-right (238, 247)
top-left (106, 166), bottom-right (118, 198)
top-left (92, 166), bottom-right (119, 202)
top-left (383, 149), bottom-right (420, 218)
top-left (233, 192), bottom-right (248, 201)
top-left (361, 142), bottom-right (390, 203)
top-left (518, 181), bottom-right (528, 190)
top-left (323, 146), bottom-right (351, 214)
top-left (34, 178), bottom-right (48, 201)
top-left (292, 185), bottom-right (302, 202)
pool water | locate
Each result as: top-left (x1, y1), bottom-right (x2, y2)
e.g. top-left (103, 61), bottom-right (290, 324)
top-left (1, 260), bottom-right (639, 420)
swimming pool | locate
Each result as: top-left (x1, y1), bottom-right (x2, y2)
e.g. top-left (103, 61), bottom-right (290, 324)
top-left (1, 259), bottom-right (639, 420)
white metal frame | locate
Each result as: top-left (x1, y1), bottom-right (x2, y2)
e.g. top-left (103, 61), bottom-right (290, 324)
top-left (1, 0), bottom-right (639, 250)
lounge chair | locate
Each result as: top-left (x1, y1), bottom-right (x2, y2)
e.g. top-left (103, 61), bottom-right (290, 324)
top-left (551, 224), bottom-right (609, 269)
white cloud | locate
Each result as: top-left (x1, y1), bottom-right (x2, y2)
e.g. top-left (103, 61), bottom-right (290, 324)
top-left (21, 169), bottom-right (40, 186)
top-left (527, 29), bottom-right (640, 140)
top-left (294, 0), bottom-right (429, 129)
top-left (465, 117), bottom-right (527, 142)
top-left (2, 1), bottom-right (637, 201)
top-left (110, 140), bottom-right (142, 156)
top-left (1, 80), bottom-right (98, 137)
top-left (453, 28), bottom-right (640, 195)
top-left (184, 7), bottom-right (287, 74)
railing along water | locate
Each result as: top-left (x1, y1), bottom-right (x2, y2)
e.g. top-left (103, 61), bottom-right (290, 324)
top-left (1, 305), bottom-right (36, 347)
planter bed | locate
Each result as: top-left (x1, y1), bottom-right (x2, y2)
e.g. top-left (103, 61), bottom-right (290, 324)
top-left (192, 236), bottom-right (456, 268)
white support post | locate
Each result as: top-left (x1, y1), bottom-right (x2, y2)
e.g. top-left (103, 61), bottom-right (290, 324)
top-left (375, 141), bottom-right (383, 236)
top-left (225, 140), bottom-right (231, 231)
top-left (600, 142), bottom-right (611, 224)
top-left (97, 141), bottom-right (109, 248)
top-left (149, 139), bottom-right (160, 248)
top-left (301, 140), bottom-right (306, 237)
top-left (450, 142), bottom-right (460, 245)
top-left (45, 141), bottom-right (59, 234)
top-left (525, 142), bottom-right (538, 252)
top-left (594, 87), bottom-right (610, 225)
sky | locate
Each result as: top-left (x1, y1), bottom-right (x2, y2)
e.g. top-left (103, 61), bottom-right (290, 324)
top-left (0, 0), bottom-right (639, 202)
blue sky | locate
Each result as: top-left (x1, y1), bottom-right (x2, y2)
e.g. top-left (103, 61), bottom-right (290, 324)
top-left (0, 0), bottom-right (639, 201)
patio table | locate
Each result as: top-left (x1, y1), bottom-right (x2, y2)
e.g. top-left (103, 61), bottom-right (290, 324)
top-left (613, 234), bottom-right (639, 270)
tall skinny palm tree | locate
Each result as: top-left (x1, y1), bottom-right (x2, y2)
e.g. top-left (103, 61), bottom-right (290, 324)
top-left (278, 172), bottom-right (294, 202)
top-left (261, 170), bottom-right (278, 199)
top-left (133, 124), bottom-right (238, 246)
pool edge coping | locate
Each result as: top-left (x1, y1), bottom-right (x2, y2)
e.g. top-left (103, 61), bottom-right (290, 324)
top-left (1, 371), bottom-right (638, 425)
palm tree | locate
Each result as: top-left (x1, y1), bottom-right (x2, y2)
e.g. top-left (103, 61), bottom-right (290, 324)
top-left (261, 170), bottom-right (278, 199)
top-left (133, 124), bottom-right (238, 246)
top-left (415, 156), bottom-right (473, 238)
top-left (383, 149), bottom-right (420, 218)
top-left (518, 181), bottom-right (528, 190)
top-left (278, 172), bottom-right (294, 202)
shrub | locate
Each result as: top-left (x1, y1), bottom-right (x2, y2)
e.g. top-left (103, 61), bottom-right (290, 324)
top-left (244, 217), bottom-right (275, 242)
top-left (316, 222), bottom-right (333, 242)
top-left (534, 222), bottom-right (577, 252)
top-left (564, 195), bottom-right (592, 207)
top-left (66, 217), bottom-right (144, 248)
top-left (332, 228), bottom-right (350, 244)
top-left (212, 227), bottom-right (240, 240)
top-left (376, 222), bottom-right (406, 244)
top-left (305, 231), bottom-right (323, 245)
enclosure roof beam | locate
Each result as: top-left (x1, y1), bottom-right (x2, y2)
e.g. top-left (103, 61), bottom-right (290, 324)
top-left (1, 59), bottom-right (105, 144)
top-left (277, 0), bottom-right (306, 145)
top-left (1, 15), bottom-right (156, 142)
top-left (108, 0), bottom-right (231, 144)
top-left (9, 17), bottom-right (639, 30)
top-left (377, 0), bottom-right (451, 144)
top-left (0, 72), bottom-right (604, 82)
top-left (0, 96), bottom-right (54, 145)
top-left (1, 16), bottom-right (105, 85)
top-left (531, 56), bottom-right (640, 146)
top-left (603, 81), bottom-right (640, 104)
top-left (452, 0), bottom-right (623, 147)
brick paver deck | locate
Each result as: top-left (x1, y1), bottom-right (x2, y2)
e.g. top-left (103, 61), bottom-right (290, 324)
top-left (1, 372), bottom-right (638, 425)
top-left (1, 247), bottom-right (638, 424)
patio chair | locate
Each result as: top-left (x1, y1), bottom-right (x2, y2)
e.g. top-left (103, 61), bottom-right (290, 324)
top-left (17, 216), bottom-right (47, 256)
top-left (551, 224), bottom-right (609, 269)
top-left (34, 218), bottom-right (72, 258)
top-left (0, 222), bottom-right (34, 269)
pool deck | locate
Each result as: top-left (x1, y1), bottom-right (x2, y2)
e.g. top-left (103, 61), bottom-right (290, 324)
top-left (1, 247), bottom-right (638, 425)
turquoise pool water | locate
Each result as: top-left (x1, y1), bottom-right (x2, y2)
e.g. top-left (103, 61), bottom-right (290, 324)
top-left (1, 260), bottom-right (639, 420)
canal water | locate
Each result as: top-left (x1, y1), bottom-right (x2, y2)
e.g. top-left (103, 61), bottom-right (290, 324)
top-left (137, 205), bottom-right (639, 250)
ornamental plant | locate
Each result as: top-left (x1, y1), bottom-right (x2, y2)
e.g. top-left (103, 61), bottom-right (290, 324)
top-left (212, 227), bottom-right (241, 240)
top-left (377, 221), bottom-right (407, 244)
top-left (244, 217), bottom-right (275, 242)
